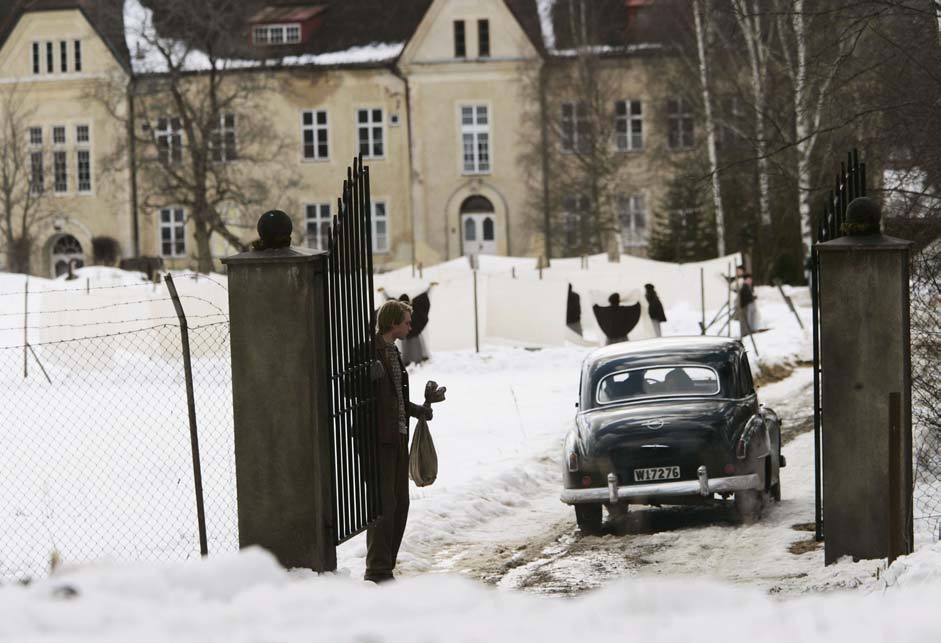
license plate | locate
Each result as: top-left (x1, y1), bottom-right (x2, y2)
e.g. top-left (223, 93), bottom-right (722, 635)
top-left (634, 466), bottom-right (680, 482)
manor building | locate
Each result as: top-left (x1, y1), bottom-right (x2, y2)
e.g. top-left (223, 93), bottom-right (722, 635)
top-left (0, 0), bottom-right (693, 277)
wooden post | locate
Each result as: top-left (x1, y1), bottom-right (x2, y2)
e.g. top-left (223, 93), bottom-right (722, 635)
top-left (473, 268), bottom-right (480, 353)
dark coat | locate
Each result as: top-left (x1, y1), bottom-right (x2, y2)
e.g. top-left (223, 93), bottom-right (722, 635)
top-left (592, 302), bottom-right (641, 340)
top-left (645, 290), bottom-right (667, 322)
top-left (373, 334), bottom-right (421, 444)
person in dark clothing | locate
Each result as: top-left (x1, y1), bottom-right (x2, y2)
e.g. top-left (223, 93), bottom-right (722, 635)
top-left (592, 292), bottom-right (641, 345)
top-left (366, 300), bottom-right (434, 584)
top-left (738, 274), bottom-right (758, 336)
top-left (644, 284), bottom-right (667, 337)
top-left (566, 283), bottom-right (583, 336)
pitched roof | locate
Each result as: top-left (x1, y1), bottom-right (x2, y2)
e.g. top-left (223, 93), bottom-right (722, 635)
top-left (0, 0), bottom-right (131, 72)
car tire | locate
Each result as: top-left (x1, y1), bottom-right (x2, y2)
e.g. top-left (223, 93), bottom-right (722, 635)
top-left (575, 504), bottom-right (602, 533)
top-left (771, 477), bottom-right (782, 502)
top-left (734, 489), bottom-right (764, 521)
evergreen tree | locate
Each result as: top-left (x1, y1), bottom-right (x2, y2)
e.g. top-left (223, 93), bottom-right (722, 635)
top-left (648, 160), bottom-right (717, 262)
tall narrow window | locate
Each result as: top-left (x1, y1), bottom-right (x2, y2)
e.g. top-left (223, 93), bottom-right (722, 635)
top-left (618, 194), bottom-right (647, 248)
top-left (28, 127), bottom-right (43, 194)
top-left (460, 105), bottom-right (490, 173)
top-left (76, 124), bottom-right (91, 192)
top-left (59, 41), bottom-right (68, 72)
top-left (53, 125), bottom-right (66, 145)
top-left (53, 151), bottom-right (67, 193)
top-left (561, 102), bottom-right (590, 153)
top-left (454, 20), bottom-right (466, 58)
top-left (156, 117), bottom-right (183, 164)
top-left (478, 19), bottom-right (490, 58)
top-left (356, 108), bottom-right (384, 158)
top-left (160, 207), bottom-right (186, 257)
top-left (74, 40), bottom-right (82, 72)
top-left (305, 203), bottom-right (332, 251)
top-left (562, 195), bottom-right (590, 251)
top-left (302, 109), bottom-right (329, 160)
top-left (372, 201), bottom-right (389, 253)
top-left (614, 100), bottom-right (643, 151)
top-left (46, 42), bottom-right (54, 73)
top-left (32, 43), bottom-right (40, 74)
top-left (211, 113), bottom-right (237, 162)
top-left (667, 98), bottom-right (695, 149)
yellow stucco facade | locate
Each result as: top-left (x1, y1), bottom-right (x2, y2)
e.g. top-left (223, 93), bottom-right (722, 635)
top-left (0, 1), bottom-right (689, 276)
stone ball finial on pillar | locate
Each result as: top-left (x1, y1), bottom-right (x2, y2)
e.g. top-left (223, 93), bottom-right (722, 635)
top-left (842, 197), bottom-right (882, 236)
top-left (251, 210), bottom-right (293, 250)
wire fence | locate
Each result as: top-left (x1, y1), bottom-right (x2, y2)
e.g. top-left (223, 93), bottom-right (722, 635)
top-left (911, 242), bottom-right (941, 541)
top-left (0, 276), bottom-right (235, 582)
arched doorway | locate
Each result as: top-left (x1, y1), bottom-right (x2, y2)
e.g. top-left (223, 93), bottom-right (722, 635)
top-left (460, 195), bottom-right (496, 256)
top-left (50, 234), bottom-right (84, 277)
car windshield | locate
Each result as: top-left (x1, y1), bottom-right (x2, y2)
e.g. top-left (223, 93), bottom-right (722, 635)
top-left (596, 365), bottom-right (720, 405)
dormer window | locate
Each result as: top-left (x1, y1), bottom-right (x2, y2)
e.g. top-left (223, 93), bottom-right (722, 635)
top-left (253, 23), bottom-right (302, 46)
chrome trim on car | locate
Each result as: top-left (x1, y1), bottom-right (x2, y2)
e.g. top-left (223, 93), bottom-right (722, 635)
top-left (607, 473), bottom-right (618, 504)
top-left (697, 465), bottom-right (709, 496)
top-left (560, 472), bottom-right (763, 505)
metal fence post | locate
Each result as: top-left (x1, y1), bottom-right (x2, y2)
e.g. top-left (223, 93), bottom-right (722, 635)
top-left (164, 273), bottom-right (209, 557)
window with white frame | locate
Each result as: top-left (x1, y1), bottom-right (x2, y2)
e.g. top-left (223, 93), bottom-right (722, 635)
top-left (76, 124), bottom-right (91, 193)
top-left (160, 207), bottom-right (186, 257)
top-left (156, 117), bottom-right (183, 164)
top-left (561, 102), bottom-right (590, 153)
top-left (302, 109), bottom-right (329, 160)
top-left (28, 127), bottom-right (43, 195)
top-left (31, 40), bottom-right (81, 74)
top-left (460, 105), bottom-right (490, 174)
top-left (372, 201), bottom-right (389, 253)
top-left (618, 194), bottom-right (647, 248)
top-left (211, 113), bottom-right (237, 162)
top-left (356, 108), bottom-right (384, 159)
top-left (52, 126), bottom-right (67, 193)
top-left (667, 97), bottom-right (695, 149)
top-left (53, 152), bottom-right (67, 193)
top-left (615, 100), bottom-right (643, 151)
top-left (305, 203), bottom-right (332, 251)
top-left (253, 24), bottom-right (301, 46)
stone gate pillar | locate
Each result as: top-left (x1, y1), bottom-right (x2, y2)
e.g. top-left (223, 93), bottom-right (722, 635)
top-left (818, 197), bottom-right (913, 564)
top-left (221, 210), bottom-right (336, 572)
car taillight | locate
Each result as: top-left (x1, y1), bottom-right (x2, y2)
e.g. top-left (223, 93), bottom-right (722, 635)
top-left (567, 452), bottom-right (579, 472)
top-left (581, 475), bottom-right (592, 487)
top-left (724, 463), bottom-right (735, 475)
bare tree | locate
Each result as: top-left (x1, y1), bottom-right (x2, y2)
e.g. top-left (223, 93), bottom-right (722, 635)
top-left (693, 0), bottom-right (726, 256)
top-left (0, 84), bottom-right (51, 274)
top-left (520, 0), bottom-right (646, 259)
top-left (97, 0), bottom-right (299, 272)
top-left (730, 0), bottom-right (774, 230)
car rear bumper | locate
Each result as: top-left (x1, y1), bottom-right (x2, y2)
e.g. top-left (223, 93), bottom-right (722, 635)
top-left (560, 466), bottom-right (762, 505)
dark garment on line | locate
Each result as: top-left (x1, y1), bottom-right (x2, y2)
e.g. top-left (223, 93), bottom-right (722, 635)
top-left (592, 302), bottom-right (641, 342)
top-left (566, 284), bottom-right (581, 325)
top-left (365, 433), bottom-right (410, 579)
top-left (739, 283), bottom-right (755, 308)
top-left (645, 291), bottom-right (667, 323)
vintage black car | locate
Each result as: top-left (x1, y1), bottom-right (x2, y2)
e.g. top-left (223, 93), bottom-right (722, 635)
top-left (561, 336), bottom-right (784, 531)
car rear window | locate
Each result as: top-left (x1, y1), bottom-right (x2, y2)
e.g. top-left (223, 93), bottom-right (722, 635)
top-left (596, 365), bottom-right (720, 405)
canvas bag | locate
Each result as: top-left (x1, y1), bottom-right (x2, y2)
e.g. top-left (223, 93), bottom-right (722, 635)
top-left (409, 417), bottom-right (437, 487)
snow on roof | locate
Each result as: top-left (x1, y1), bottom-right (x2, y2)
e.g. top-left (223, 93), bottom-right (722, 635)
top-left (536, 0), bottom-right (557, 51)
top-left (123, 0), bottom-right (402, 75)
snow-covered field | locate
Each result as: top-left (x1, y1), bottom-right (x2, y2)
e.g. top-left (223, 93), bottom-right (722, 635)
top-left (2, 267), bottom-right (940, 641)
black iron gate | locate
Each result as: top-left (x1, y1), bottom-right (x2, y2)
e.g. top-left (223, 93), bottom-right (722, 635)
top-left (324, 157), bottom-right (381, 545)
top-left (811, 149), bottom-right (867, 541)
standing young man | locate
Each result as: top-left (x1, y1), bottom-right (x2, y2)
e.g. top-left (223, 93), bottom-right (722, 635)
top-left (366, 299), bottom-right (433, 583)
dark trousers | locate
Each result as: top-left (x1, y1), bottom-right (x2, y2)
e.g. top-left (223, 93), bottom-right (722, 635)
top-left (365, 433), bottom-right (410, 578)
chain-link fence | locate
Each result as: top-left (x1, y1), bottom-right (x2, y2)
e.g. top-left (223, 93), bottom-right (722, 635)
top-left (911, 242), bottom-right (941, 541)
top-left (0, 275), bottom-right (235, 582)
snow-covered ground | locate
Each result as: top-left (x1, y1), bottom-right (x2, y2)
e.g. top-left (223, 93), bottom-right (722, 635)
top-left (2, 268), bottom-right (940, 641)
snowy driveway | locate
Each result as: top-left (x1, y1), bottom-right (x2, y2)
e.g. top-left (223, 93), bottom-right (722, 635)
top-left (338, 348), bottom-right (885, 597)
